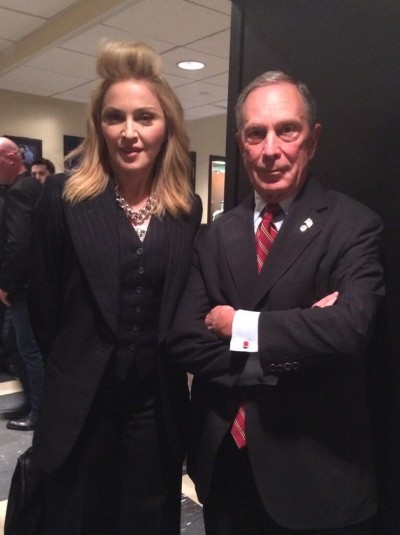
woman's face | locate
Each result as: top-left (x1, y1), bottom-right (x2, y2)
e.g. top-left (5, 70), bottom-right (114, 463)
top-left (101, 79), bottom-right (166, 183)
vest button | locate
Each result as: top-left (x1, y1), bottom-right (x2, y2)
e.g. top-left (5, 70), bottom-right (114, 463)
top-left (137, 266), bottom-right (145, 275)
top-left (136, 247), bottom-right (144, 255)
top-left (135, 286), bottom-right (143, 294)
top-left (135, 305), bottom-right (142, 313)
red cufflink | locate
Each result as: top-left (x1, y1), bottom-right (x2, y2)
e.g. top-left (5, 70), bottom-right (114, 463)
top-left (243, 340), bottom-right (249, 349)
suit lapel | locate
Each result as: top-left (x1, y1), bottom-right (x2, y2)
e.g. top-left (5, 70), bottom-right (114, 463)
top-left (158, 212), bottom-right (192, 342)
top-left (249, 178), bottom-right (330, 308)
top-left (64, 182), bottom-right (120, 335)
top-left (221, 179), bottom-right (329, 310)
top-left (220, 194), bottom-right (260, 309)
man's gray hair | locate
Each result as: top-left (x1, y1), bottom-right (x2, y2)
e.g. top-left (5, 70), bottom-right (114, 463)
top-left (235, 71), bottom-right (318, 131)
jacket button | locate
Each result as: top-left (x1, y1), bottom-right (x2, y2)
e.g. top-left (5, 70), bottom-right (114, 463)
top-left (284, 363), bottom-right (292, 371)
top-left (268, 364), bottom-right (276, 372)
top-left (276, 364), bottom-right (284, 372)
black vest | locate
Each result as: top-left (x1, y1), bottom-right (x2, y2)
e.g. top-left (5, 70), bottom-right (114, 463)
top-left (115, 210), bottom-right (168, 380)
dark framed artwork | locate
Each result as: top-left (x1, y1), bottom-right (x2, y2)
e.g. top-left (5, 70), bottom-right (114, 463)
top-left (189, 151), bottom-right (196, 191)
top-left (64, 135), bottom-right (84, 171)
top-left (5, 135), bottom-right (42, 166)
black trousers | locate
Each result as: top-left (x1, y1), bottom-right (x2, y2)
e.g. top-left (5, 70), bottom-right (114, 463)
top-left (203, 435), bottom-right (373, 535)
top-left (42, 370), bottom-right (182, 535)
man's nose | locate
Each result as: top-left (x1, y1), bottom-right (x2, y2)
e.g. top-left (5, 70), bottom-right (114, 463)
top-left (261, 132), bottom-right (280, 158)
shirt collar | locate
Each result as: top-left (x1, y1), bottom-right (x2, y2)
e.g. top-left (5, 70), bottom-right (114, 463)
top-left (254, 191), bottom-right (296, 221)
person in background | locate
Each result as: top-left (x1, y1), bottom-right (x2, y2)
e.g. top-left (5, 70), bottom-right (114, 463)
top-left (31, 157), bottom-right (56, 184)
top-left (169, 71), bottom-right (384, 534)
top-left (0, 136), bottom-right (44, 430)
top-left (29, 41), bottom-right (202, 535)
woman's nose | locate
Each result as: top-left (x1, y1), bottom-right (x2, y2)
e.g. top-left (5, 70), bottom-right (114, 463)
top-left (122, 120), bottom-right (138, 139)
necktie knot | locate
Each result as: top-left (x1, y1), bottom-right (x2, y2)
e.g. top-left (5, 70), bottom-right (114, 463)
top-left (260, 203), bottom-right (281, 222)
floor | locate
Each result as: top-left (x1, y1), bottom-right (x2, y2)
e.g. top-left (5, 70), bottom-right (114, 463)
top-left (0, 366), bottom-right (205, 535)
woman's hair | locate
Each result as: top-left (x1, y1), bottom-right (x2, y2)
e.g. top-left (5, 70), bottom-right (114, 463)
top-left (63, 41), bottom-right (193, 217)
top-left (235, 70), bottom-right (318, 132)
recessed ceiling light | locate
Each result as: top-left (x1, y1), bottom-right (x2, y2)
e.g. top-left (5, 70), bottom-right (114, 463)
top-left (178, 61), bottom-right (205, 70)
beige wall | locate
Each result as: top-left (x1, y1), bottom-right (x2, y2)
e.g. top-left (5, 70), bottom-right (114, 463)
top-left (0, 88), bottom-right (227, 221)
top-left (0, 89), bottom-right (86, 172)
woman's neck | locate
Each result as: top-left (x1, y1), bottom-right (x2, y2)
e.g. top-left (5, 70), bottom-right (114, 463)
top-left (114, 175), bottom-right (153, 209)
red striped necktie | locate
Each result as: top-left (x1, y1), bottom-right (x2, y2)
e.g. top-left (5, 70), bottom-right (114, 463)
top-left (231, 203), bottom-right (281, 449)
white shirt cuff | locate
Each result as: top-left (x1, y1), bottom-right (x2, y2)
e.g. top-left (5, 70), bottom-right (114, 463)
top-left (230, 309), bottom-right (260, 352)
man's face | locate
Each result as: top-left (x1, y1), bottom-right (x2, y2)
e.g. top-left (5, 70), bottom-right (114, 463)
top-left (31, 164), bottom-right (49, 184)
top-left (237, 82), bottom-right (321, 203)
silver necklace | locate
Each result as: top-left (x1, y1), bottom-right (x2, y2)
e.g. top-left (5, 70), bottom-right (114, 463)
top-left (115, 185), bottom-right (156, 225)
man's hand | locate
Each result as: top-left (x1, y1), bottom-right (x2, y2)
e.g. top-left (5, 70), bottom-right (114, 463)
top-left (312, 291), bottom-right (339, 308)
top-left (205, 305), bottom-right (236, 340)
top-left (0, 288), bottom-right (10, 307)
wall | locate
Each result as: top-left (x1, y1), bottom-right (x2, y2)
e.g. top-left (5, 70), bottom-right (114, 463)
top-left (186, 114), bottom-right (227, 223)
top-left (0, 89), bottom-right (87, 171)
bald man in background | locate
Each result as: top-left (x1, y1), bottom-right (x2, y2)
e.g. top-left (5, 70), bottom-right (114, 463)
top-left (0, 136), bottom-right (44, 430)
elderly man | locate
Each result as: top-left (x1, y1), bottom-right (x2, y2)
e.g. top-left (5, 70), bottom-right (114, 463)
top-left (169, 72), bottom-right (384, 534)
top-left (0, 136), bottom-right (44, 430)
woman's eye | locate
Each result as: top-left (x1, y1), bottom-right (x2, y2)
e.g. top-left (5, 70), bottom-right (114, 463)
top-left (102, 110), bottom-right (124, 124)
top-left (138, 112), bottom-right (154, 125)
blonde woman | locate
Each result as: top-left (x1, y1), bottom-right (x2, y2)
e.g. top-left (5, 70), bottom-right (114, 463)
top-left (29, 41), bottom-right (202, 534)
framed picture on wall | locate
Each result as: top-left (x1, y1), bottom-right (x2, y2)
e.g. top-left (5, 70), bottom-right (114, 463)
top-left (189, 151), bottom-right (196, 191)
top-left (4, 135), bottom-right (42, 166)
top-left (64, 134), bottom-right (84, 171)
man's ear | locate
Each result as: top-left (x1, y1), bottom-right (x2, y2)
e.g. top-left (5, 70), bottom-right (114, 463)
top-left (7, 152), bottom-right (18, 166)
top-left (308, 123), bottom-right (321, 159)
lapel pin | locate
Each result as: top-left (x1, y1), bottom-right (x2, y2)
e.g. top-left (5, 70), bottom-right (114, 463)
top-left (300, 218), bottom-right (313, 232)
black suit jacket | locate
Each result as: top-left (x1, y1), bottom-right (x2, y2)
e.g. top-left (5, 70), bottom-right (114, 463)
top-left (0, 173), bottom-right (42, 293)
top-left (29, 174), bottom-right (202, 473)
top-left (169, 177), bottom-right (384, 530)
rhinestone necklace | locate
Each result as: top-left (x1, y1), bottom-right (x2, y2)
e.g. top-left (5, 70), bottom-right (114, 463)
top-left (115, 185), bottom-right (156, 225)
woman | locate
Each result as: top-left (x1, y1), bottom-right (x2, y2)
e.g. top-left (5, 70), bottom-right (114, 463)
top-left (29, 41), bottom-right (202, 534)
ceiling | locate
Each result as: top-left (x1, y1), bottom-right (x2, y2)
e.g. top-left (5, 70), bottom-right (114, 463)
top-left (0, 0), bottom-right (231, 120)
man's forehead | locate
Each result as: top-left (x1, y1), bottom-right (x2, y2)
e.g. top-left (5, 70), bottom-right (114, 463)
top-left (243, 85), bottom-right (306, 121)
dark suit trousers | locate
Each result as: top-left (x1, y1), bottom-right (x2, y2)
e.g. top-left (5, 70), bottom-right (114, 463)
top-left (203, 434), bottom-right (373, 535)
top-left (42, 367), bottom-right (182, 535)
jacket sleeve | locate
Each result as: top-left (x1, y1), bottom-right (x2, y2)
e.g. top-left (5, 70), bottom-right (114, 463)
top-left (28, 175), bottom-right (66, 358)
top-left (0, 176), bottom-right (42, 292)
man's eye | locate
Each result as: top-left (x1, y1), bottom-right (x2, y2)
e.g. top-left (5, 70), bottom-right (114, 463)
top-left (279, 125), bottom-right (299, 140)
top-left (245, 129), bottom-right (266, 144)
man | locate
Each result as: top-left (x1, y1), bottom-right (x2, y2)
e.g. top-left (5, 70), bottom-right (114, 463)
top-left (0, 136), bottom-right (44, 431)
top-left (31, 157), bottom-right (55, 184)
top-left (169, 72), bottom-right (384, 534)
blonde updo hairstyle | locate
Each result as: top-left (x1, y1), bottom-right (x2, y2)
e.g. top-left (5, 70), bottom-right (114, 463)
top-left (63, 41), bottom-right (193, 217)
